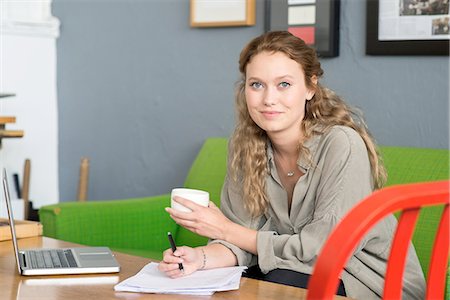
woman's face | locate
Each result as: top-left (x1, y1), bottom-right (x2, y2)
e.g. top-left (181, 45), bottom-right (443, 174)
top-left (245, 51), bottom-right (315, 140)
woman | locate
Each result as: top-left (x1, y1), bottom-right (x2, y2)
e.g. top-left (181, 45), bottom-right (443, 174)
top-left (158, 31), bottom-right (425, 299)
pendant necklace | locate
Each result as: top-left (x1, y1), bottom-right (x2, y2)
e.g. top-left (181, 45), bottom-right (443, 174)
top-left (275, 152), bottom-right (296, 177)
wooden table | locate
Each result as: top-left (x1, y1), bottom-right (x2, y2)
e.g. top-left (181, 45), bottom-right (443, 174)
top-left (0, 236), bottom-right (349, 299)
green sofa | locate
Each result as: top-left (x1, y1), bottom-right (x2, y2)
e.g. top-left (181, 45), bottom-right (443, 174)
top-left (39, 138), bottom-right (228, 260)
top-left (39, 138), bottom-right (449, 289)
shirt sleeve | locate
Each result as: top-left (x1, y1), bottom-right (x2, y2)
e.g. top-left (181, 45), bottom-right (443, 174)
top-left (256, 127), bottom-right (374, 273)
top-left (208, 173), bottom-right (263, 266)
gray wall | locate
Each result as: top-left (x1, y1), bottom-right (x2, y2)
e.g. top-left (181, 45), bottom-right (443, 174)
top-left (54, 0), bottom-right (449, 202)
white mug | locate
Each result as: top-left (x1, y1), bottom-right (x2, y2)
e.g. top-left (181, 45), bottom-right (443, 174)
top-left (171, 188), bottom-right (209, 212)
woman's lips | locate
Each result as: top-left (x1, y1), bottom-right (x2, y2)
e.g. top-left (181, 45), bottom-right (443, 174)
top-left (261, 111), bottom-right (282, 118)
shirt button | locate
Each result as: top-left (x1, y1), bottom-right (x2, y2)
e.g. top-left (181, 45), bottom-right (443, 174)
top-left (290, 227), bottom-right (294, 232)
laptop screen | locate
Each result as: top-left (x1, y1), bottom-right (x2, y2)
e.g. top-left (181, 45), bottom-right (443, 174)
top-left (3, 168), bottom-right (22, 274)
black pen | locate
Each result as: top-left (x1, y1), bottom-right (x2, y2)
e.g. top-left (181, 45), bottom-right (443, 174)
top-left (13, 174), bottom-right (21, 199)
top-left (167, 232), bottom-right (184, 271)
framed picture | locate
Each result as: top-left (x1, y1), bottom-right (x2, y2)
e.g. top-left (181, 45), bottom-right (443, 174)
top-left (190, 0), bottom-right (256, 27)
top-left (265, 0), bottom-right (340, 57)
top-left (366, 0), bottom-right (450, 55)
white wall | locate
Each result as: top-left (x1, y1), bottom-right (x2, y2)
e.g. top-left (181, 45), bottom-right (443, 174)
top-left (0, 0), bottom-right (59, 209)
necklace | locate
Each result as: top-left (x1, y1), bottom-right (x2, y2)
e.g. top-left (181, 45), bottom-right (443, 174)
top-left (274, 151), bottom-right (296, 177)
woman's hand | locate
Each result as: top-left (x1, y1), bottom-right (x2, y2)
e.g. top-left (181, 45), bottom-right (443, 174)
top-left (165, 197), bottom-right (232, 241)
top-left (158, 246), bottom-right (202, 278)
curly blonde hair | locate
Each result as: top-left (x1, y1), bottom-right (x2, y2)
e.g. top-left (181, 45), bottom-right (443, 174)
top-left (229, 31), bottom-right (386, 217)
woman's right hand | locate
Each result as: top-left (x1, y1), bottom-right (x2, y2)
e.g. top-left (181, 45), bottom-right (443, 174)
top-left (157, 246), bottom-right (203, 278)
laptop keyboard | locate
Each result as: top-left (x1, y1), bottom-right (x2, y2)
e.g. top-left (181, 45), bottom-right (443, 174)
top-left (28, 249), bottom-right (78, 269)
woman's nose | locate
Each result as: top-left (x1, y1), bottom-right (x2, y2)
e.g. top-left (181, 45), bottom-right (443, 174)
top-left (263, 87), bottom-right (277, 106)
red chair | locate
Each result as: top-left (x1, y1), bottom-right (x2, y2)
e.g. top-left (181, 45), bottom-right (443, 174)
top-left (307, 180), bottom-right (449, 300)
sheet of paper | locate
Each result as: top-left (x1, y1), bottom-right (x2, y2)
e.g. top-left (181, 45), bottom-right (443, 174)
top-left (114, 262), bottom-right (247, 295)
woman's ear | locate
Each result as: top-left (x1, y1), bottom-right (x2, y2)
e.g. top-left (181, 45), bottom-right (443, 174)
top-left (306, 76), bottom-right (318, 101)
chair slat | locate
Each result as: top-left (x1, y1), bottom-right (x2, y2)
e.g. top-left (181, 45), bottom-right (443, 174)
top-left (426, 204), bottom-right (449, 299)
top-left (383, 208), bottom-right (420, 299)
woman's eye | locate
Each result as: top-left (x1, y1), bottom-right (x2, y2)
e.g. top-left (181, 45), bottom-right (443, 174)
top-left (250, 82), bottom-right (263, 89)
top-left (279, 82), bottom-right (291, 88)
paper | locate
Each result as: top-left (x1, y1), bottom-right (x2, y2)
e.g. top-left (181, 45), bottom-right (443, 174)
top-left (114, 262), bottom-right (247, 295)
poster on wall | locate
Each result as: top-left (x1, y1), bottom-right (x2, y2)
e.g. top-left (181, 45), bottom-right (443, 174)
top-left (265, 0), bottom-right (340, 57)
top-left (367, 0), bottom-right (450, 55)
top-left (379, 0), bottom-right (450, 40)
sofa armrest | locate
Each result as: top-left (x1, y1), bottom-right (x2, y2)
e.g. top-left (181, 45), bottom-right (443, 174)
top-left (39, 194), bottom-right (177, 259)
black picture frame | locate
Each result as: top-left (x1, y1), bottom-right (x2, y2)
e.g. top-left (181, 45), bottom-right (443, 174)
top-left (265, 0), bottom-right (340, 57)
top-left (366, 0), bottom-right (449, 55)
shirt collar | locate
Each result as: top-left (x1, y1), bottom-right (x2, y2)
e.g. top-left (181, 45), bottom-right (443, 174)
top-left (267, 134), bottom-right (321, 173)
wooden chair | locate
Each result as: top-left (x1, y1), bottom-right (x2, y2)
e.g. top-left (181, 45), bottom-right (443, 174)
top-left (307, 180), bottom-right (449, 300)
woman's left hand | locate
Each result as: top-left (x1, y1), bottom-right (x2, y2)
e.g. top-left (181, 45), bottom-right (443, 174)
top-left (165, 197), bottom-right (232, 240)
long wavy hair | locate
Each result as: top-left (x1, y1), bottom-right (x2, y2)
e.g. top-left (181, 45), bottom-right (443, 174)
top-left (229, 31), bottom-right (387, 217)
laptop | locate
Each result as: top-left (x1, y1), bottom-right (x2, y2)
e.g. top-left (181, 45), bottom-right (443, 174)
top-left (2, 168), bottom-right (120, 275)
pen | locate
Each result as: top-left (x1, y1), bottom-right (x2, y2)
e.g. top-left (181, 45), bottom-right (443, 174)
top-left (167, 232), bottom-right (184, 271)
top-left (13, 174), bottom-right (21, 199)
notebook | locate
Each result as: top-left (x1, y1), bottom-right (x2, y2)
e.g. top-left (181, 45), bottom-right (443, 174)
top-left (2, 168), bottom-right (120, 276)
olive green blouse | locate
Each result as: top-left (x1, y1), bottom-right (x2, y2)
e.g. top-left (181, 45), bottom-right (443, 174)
top-left (210, 126), bottom-right (425, 299)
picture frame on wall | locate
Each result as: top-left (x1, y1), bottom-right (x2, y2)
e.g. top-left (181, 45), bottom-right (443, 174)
top-left (366, 0), bottom-right (450, 55)
top-left (265, 0), bottom-right (340, 57)
top-left (190, 0), bottom-right (256, 27)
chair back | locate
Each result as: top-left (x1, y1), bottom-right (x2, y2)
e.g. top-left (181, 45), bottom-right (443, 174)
top-left (183, 137), bottom-right (228, 204)
top-left (175, 137), bottom-right (228, 246)
top-left (307, 180), bottom-right (449, 300)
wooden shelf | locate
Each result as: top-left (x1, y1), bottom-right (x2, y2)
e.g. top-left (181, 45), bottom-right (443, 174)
top-left (0, 130), bottom-right (24, 138)
top-left (0, 117), bottom-right (16, 124)
top-left (0, 113), bottom-right (24, 147)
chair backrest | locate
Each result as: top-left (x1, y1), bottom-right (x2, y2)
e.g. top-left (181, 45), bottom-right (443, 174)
top-left (175, 137), bottom-right (228, 246)
top-left (380, 146), bottom-right (449, 186)
top-left (307, 180), bottom-right (449, 300)
top-left (183, 137), bottom-right (228, 205)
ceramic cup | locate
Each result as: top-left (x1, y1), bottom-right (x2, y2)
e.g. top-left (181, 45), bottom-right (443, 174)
top-left (170, 188), bottom-right (209, 212)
